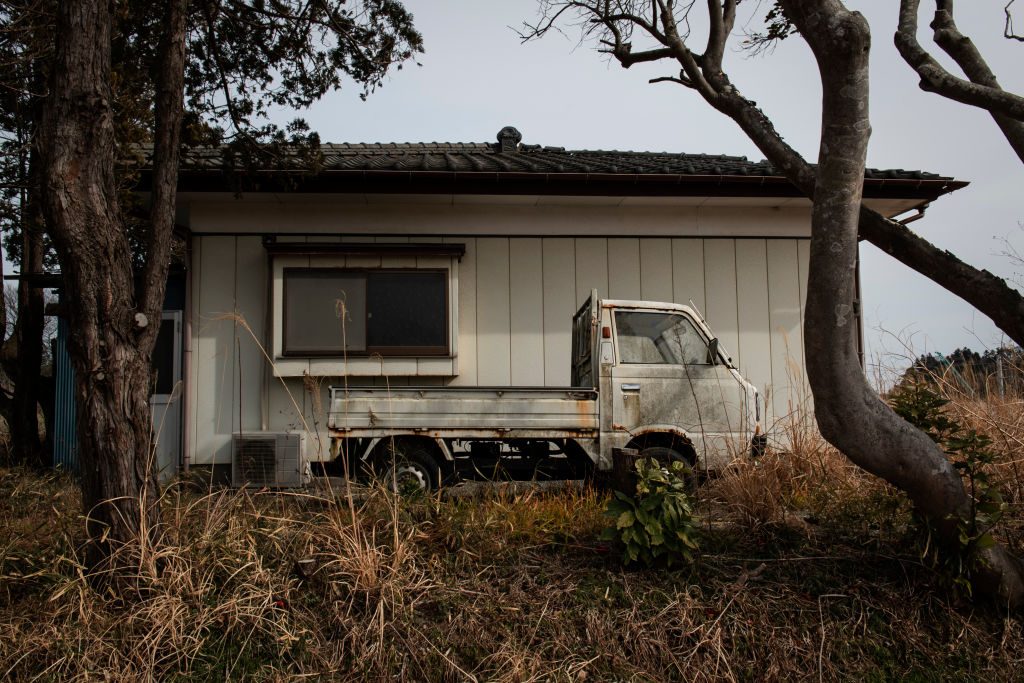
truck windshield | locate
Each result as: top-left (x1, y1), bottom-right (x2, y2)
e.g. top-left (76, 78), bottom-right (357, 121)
top-left (615, 311), bottom-right (711, 365)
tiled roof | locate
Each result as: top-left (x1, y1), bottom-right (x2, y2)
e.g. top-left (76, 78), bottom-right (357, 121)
top-left (307, 142), bottom-right (948, 181)
top-left (170, 127), bottom-right (964, 199)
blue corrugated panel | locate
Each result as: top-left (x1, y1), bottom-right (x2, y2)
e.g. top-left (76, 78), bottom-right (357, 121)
top-left (52, 317), bottom-right (77, 473)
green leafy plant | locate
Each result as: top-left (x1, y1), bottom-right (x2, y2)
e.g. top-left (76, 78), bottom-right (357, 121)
top-left (890, 382), bottom-right (1007, 595)
top-left (601, 458), bottom-right (698, 567)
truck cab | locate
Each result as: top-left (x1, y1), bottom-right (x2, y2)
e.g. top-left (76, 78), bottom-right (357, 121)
top-left (575, 292), bottom-right (762, 471)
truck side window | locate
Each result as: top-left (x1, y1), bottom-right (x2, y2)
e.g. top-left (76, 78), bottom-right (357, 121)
top-left (615, 311), bottom-right (710, 365)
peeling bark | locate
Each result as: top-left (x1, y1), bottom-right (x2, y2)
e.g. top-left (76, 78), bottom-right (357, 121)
top-left (36, 0), bottom-right (188, 575)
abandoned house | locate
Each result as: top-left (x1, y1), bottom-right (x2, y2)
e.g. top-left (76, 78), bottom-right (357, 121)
top-left (51, 127), bottom-right (965, 479)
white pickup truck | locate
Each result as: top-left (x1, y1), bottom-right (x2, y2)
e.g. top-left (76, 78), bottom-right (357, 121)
top-left (328, 291), bottom-right (764, 490)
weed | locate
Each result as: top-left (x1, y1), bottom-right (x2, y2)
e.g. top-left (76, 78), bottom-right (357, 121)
top-left (602, 458), bottom-right (698, 567)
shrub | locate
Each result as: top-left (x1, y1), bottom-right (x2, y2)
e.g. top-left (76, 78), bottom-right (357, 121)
top-left (601, 458), bottom-right (698, 567)
top-left (889, 381), bottom-right (1007, 594)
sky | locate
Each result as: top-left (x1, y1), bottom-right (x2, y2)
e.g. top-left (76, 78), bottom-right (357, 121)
top-left (279, 1), bottom-right (1024, 374)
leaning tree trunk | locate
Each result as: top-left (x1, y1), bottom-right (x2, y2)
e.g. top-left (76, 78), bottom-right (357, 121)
top-left (781, 0), bottom-right (1024, 606)
top-left (35, 0), bottom-right (164, 574)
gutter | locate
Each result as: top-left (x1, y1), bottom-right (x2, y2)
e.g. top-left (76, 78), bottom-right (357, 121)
top-left (155, 168), bottom-right (968, 202)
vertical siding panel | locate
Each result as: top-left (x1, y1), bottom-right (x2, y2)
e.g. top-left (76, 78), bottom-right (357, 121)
top-left (448, 237), bottom-right (477, 386)
top-left (475, 238), bottom-right (511, 385)
top-left (703, 239), bottom-right (740, 367)
top-left (766, 239), bottom-right (805, 423)
top-left (509, 238), bottom-right (545, 385)
top-left (417, 241), bottom-right (453, 378)
top-left (195, 236), bottom-right (236, 464)
top-left (542, 238), bottom-right (575, 386)
top-left (574, 238), bottom-right (608, 307)
top-left (735, 240), bottom-right (773, 403)
top-left (607, 238), bottom-right (641, 299)
top-left (268, 248), bottom-right (308, 433)
top-left (672, 238), bottom-right (706, 313)
top-left (639, 238), bottom-right (673, 302)
top-left (267, 378), bottom-right (307, 433)
top-left (234, 237), bottom-right (267, 433)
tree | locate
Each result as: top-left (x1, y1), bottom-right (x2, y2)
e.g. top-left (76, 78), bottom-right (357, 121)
top-left (34, 0), bottom-right (421, 575)
top-left (0, 0), bottom-right (52, 467)
top-left (523, 0), bottom-right (1024, 604)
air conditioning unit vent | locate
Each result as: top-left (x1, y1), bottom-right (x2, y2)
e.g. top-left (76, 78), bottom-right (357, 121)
top-left (231, 432), bottom-right (306, 488)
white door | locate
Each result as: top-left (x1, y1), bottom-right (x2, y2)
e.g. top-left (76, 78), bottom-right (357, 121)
top-left (150, 311), bottom-right (182, 484)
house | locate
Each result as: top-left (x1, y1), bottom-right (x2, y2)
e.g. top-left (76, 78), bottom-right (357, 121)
top-left (57, 127), bottom-right (964, 478)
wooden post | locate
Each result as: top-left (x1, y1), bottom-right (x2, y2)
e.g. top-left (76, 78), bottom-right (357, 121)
top-left (609, 447), bottom-right (641, 495)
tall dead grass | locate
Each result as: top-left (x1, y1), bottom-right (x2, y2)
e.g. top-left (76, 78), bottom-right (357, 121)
top-left (5, 352), bottom-right (1024, 679)
top-left (2, 457), bottom-right (1023, 680)
top-left (0, 472), bottom-right (436, 680)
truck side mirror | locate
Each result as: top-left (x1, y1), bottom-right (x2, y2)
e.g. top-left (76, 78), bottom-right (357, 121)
top-left (708, 337), bottom-right (719, 365)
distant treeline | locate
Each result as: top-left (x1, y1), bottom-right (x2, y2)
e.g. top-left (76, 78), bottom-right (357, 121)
top-left (901, 346), bottom-right (1024, 398)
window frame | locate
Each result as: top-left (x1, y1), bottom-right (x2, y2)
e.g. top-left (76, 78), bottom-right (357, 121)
top-left (281, 266), bottom-right (451, 358)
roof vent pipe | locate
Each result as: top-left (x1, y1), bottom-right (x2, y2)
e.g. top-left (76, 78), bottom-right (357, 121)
top-left (496, 126), bottom-right (522, 153)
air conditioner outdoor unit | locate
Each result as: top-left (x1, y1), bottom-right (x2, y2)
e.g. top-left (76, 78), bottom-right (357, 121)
top-left (231, 432), bottom-right (307, 488)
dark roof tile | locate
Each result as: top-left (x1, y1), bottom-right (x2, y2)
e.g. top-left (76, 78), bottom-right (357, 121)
top-left (166, 128), bottom-right (963, 201)
top-left (179, 132), bottom-right (953, 182)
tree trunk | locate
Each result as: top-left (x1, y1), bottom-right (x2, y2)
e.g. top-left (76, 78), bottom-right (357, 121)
top-left (782, 0), bottom-right (1024, 607)
top-left (36, 0), bottom-right (163, 574)
top-left (11, 181), bottom-right (46, 467)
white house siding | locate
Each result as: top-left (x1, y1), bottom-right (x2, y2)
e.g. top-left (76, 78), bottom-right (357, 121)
top-left (185, 198), bottom-right (817, 464)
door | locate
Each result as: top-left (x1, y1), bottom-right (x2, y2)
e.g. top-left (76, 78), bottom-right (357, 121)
top-left (609, 309), bottom-right (749, 466)
top-left (150, 311), bottom-right (182, 484)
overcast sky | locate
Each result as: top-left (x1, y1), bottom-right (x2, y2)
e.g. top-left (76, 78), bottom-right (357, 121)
top-left (286, 1), bottom-right (1023, 373)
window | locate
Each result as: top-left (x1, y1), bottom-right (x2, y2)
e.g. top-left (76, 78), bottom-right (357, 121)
top-left (283, 268), bottom-right (448, 356)
top-left (615, 311), bottom-right (710, 365)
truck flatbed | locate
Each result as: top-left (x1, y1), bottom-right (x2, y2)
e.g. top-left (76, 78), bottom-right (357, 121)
top-left (328, 386), bottom-right (599, 438)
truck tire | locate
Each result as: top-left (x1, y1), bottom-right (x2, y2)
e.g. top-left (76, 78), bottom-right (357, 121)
top-left (639, 446), bottom-right (694, 483)
top-left (365, 441), bottom-right (442, 493)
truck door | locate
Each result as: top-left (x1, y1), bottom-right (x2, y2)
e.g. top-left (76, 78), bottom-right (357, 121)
top-left (610, 309), bottom-right (748, 467)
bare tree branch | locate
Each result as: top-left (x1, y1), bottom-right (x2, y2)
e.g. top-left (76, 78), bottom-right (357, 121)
top-left (929, 0), bottom-right (1024, 162)
top-left (1006, 0), bottom-right (1024, 41)
top-left (649, 74), bottom-right (692, 87)
top-left (895, 0), bottom-right (1024, 121)
top-left (521, 0), bottom-right (1024, 348)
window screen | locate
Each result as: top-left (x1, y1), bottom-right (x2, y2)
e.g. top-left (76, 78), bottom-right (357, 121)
top-left (367, 271), bottom-right (447, 350)
top-left (284, 271), bottom-right (366, 353)
top-left (283, 268), bottom-right (447, 356)
top-left (615, 311), bottom-right (710, 365)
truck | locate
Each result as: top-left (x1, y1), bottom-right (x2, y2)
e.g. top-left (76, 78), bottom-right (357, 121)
top-left (327, 291), bottom-right (765, 490)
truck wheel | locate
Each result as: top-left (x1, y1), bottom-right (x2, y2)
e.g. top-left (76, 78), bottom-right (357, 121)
top-left (366, 442), bottom-right (441, 494)
top-left (639, 446), bottom-right (694, 482)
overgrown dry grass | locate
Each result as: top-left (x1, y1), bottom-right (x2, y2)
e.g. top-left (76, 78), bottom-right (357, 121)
top-left (3, 381), bottom-right (1024, 680)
